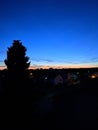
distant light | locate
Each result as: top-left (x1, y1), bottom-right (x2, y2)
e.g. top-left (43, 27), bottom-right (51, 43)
top-left (91, 75), bottom-right (96, 79)
top-left (45, 77), bottom-right (48, 80)
top-left (29, 72), bottom-right (34, 78)
top-left (30, 72), bottom-right (33, 76)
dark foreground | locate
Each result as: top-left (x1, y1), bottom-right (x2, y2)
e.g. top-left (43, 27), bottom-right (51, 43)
top-left (0, 78), bottom-right (98, 130)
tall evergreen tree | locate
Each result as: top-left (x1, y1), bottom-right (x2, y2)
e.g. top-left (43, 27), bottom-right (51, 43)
top-left (4, 41), bottom-right (32, 128)
top-left (4, 40), bottom-right (30, 77)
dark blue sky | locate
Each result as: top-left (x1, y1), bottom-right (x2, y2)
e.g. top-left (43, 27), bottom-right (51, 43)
top-left (0, 0), bottom-right (98, 68)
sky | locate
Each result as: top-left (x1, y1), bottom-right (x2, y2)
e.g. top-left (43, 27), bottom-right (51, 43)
top-left (0, 0), bottom-right (98, 69)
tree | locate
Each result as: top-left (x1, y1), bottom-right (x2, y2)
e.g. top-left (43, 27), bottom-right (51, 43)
top-left (4, 40), bottom-right (30, 77)
top-left (4, 40), bottom-right (32, 129)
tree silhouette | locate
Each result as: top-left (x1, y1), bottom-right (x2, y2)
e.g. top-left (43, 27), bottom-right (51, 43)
top-left (4, 40), bottom-right (32, 128)
top-left (4, 40), bottom-right (30, 77)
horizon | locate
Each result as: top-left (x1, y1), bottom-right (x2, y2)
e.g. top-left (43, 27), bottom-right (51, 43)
top-left (0, 64), bottom-right (98, 70)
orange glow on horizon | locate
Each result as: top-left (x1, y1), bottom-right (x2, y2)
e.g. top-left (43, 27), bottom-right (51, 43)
top-left (0, 66), bottom-right (6, 70)
top-left (28, 64), bottom-right (98, 69)
top-left (0, 64), bottom-right (98, 70)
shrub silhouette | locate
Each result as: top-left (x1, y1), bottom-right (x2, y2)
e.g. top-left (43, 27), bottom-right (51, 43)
top-left (4, 40), bottom-right (30, 78)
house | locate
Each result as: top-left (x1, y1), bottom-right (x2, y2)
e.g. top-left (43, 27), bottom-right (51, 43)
top-left (54, 74), bottom-right (63, 85)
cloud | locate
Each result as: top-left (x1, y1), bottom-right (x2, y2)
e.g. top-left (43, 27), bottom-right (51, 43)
top-left (0, 60), bottom-right (4, 63)
top-left (30, 56), bottom-right (98, 67)
top-left (31, 64), bottom-right (43, 68)
top-left (76, 57), bottom-right (98, 65)
top-left (90, 57), bottom-right (98, 62)
top-left (31, 57), bottom-right (80, 64)
top-left (31, 57), bottom-right (54, 63)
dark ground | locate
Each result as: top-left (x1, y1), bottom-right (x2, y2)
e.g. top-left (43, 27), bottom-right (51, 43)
top-left (33, 79), bottom-right (98, 130)
top-left (0, 78), bottom-right (98, 130)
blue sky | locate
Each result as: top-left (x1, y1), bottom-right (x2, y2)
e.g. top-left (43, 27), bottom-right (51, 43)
top-left (0, 0), bottom-right (98, 68)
